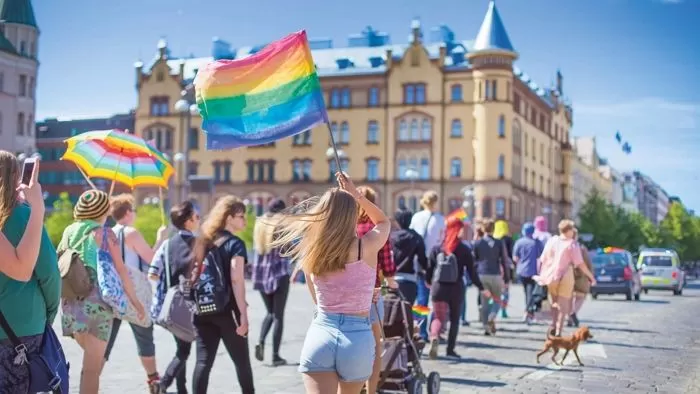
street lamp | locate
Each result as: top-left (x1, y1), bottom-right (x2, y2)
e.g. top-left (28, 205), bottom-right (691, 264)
top-left (405, 168), bottom-right (419, 212)
top-left (175, 88), bottom-right (199, 204)
top-left (462, 185), bottom-right (476, 221)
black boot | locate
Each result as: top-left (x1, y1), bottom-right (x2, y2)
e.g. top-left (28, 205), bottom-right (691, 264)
top-left (571, 313), bottom-right (580, 327)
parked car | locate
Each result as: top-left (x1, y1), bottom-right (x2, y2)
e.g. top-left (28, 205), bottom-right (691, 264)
top-left (590, 247), bottom-right (642, 301)
top-left (637, 248), bottom-right (685, 296)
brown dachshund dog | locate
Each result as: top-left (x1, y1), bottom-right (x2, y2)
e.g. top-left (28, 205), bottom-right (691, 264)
top-left (536, 326), bottom-right (594, 366)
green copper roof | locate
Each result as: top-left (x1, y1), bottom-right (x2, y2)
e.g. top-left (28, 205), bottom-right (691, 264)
top-left (0, 0), bottom-right (38, 28)
top-left (0, 30), bottom-right (16, 54)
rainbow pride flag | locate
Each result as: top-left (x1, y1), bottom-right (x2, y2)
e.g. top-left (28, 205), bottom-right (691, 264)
top-left (412, 305), bottom-right (430, 319)
top-left (194, 31), bottom-right (328, 150)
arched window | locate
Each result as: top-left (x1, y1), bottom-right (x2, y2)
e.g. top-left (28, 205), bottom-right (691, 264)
top-left (498, 115), bottom-right (506, 138)
top-left (398, 196), bottom-right (407, 210)
top-left (340, 121), bottom-right (350, 144)
top-left (421, 118), bottom-right (431, 141)
top-left (498, 155), bottom-right (505, 179)
top-left (451, 84), bottom-right (463, 102)
top-left (451, 119), bottom-right (462, 137)
top-left (399, 120), bottom-right (408, 141)
top-left (450, 158), bottom-right (461, 178)
top-left (410, 119), bottom-right (419, 141)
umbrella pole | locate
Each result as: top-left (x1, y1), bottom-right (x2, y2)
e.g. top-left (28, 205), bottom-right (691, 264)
top-left (158, 187), bottom-right (166, 225)
top-left (109, 149), bottom-right (123, 197)
top-left (76, 167), bottom-right (97, 190)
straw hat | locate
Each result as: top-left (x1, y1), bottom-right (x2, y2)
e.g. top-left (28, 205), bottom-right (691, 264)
top-left (74, 189), bottom-right (110, 221)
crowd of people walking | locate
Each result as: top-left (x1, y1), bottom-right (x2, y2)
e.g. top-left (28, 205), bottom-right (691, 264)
top-left (0, 151), bottom-right (597, 394)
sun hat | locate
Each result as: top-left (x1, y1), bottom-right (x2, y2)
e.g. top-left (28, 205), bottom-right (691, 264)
top-left (74, 189), bottom-right (110, 221)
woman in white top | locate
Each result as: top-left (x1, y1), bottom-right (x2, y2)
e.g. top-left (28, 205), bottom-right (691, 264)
top-left (409, 191), bottom-right (446, 339)
top-left (105, 193), bottom-right (167, 392)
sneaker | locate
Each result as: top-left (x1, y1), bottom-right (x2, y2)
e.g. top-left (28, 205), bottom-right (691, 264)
top-left (445, 350), bottom-right (461, 359)
top-left (501, 309), bottom-right (509, 318)
top-left (254, 343), bottom-right (264, 362)
top-left (461, 320), bottom-right (470, 327)
top-left (147, 377), bottom-right (161, 394)
top-left (488, 320), bottom-right (497, 335)
top-left (428, 339), bottom-right (439, 360)
top-left (272, 356), bottom-right (287, 367)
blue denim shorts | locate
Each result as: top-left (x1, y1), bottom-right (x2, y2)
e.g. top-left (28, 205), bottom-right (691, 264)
top-left (369, 295), bottom-right (384, 325)
top-left (298, 311), bottom-right (374, 382)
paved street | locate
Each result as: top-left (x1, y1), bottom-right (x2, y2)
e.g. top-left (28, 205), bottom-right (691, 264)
top-left (56, 281), bottom-right (700, 393)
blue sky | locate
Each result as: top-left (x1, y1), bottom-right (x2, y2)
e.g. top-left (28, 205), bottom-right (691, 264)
top-left (34, 0), bottom-right (700, 211)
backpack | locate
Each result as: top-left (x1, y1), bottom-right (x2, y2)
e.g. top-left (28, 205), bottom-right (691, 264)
top-left (191, 234), bottom-right (234, 316)
top-left (57, 231), bottom-right (95, 300)
top-left (434, 251), bottom-right (459, 283)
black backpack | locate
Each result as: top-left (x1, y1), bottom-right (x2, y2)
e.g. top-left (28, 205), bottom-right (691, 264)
top-left (191, 235), bottom-right (234, 316)
top-left (434, 251), bottom-right (459, 283)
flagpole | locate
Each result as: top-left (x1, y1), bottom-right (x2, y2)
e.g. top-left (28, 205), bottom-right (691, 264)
top-left (158, 187), bottom-right (166, 225)
top-left (109, 148), bottom-right (124, 197)
top-left (325, 123), bottom-right (343, 177)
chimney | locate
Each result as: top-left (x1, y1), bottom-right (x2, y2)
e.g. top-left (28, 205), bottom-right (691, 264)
top-left (385, 49), bottom-right (393, 68)
top-left (410, 18), bottom-right (422, 44)
top-left (179, 60), bottom-right (185, 80)
top-left (438, 44), bottom-right (447, 66)
top-left (556, 69), bottom-right (563, 95)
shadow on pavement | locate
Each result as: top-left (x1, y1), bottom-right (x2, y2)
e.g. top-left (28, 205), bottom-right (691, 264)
top-left (585, 325), bottom-right (660, 334)
top-left (599, 298), bottom-right (670, 304)
top-left (579, 319), bottom-right (629, 325)
top-left (439, 377), bottom-right (506, 388)
top-left (456, 340), bottom-right (541, 352)
top-left (452, 357), bottom-right (541, 369)
top-left (595, 341), bottom-right (675, 351)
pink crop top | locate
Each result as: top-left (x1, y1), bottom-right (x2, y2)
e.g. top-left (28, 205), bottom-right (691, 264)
top-left (312, 240), bottom-right (376, 315)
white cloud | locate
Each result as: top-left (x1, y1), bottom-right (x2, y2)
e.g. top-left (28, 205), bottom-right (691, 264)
top-left (576, 97), bottom-right (700, 130)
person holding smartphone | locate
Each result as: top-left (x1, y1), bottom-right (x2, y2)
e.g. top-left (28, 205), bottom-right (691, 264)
top-left (0, 152), bottom-right (62, 393)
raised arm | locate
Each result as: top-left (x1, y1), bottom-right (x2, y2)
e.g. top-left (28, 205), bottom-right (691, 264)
top-left (127, 227), bottom-right (166, 267)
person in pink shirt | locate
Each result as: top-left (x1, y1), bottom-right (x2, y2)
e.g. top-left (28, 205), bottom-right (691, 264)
top-left (535, 219), bottom-right (596, 336)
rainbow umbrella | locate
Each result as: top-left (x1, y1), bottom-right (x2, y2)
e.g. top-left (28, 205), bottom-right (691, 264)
top-left (62, 129), bottom-right (174, 190)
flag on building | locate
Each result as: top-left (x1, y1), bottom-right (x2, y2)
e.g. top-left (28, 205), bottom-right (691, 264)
top-left (194, 31), bottom-right (328, 150)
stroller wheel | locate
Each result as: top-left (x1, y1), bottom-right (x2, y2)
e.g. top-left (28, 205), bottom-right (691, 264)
top-left (407, 378), bottom-right (424, 394)
top-left (427, 372), bottom-right (440, 394)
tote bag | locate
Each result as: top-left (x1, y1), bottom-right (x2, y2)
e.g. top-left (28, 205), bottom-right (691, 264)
top-left (154, 240), bottom-right (195, 342)
top-left (116, 228), bottom-right (152, 327)
top-left (96, 228), bottom-right (129, 316)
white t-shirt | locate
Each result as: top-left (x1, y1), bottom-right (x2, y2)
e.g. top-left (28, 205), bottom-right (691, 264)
top-left (113, 224), bottom-right (145, 273)
top-left (409, 210), bottom-right (446, 256)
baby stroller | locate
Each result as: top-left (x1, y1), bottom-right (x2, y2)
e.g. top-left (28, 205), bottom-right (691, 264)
top-left (377, 289), bottom-right (440, 394)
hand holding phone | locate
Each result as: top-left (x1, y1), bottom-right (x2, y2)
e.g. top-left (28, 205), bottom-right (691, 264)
top-left (16, 157), bottom-right (43, 210)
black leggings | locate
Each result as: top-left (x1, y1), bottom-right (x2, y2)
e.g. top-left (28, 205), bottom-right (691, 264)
top-left (258, 276), bottom-right (290, 356)
top-left (160, 335), bottom-right (191, 394)
top-left (192, 312), bottom-right (255, 394)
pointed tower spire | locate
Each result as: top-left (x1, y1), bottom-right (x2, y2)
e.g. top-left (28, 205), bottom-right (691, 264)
top-left (472, 0), bottom-right (515, 53)
top-left (0, 0), bottom-right (38, 28)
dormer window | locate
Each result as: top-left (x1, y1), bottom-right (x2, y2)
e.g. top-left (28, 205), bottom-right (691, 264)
top-left (19, 41), bottom-right (26, 56)
top-left (368, 56), bottom-right (384, 68)
top-left (336, 58), bottom-right (353, 69)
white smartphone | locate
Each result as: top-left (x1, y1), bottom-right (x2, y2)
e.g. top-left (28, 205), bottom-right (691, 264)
top-left (21, 157), bottom-right (37, 186)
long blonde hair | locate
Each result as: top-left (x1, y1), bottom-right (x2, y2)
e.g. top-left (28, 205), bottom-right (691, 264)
top-left (271, 188), bottom-right (358, 276)
top-left (254, 213), bottom-right (281, 255)
top-left (190, 195), bottom-right (246, 283)
top-left (0, 151), bottom-right (20, 229)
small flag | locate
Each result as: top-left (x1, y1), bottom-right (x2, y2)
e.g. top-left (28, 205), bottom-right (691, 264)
top-left (615, 131), bottom-right (622, 144)
top-left (412, 305), bottom-right (430, 319)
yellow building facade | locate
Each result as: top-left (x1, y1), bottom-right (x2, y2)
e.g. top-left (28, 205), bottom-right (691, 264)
top-left (570, 136), bottom-right (613, 221)
top-left (133, 1), bottom-right (574, 232)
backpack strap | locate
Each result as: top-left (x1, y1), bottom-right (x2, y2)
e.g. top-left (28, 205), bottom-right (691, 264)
top-left (357, 238), bottom-right (362, 260)
top-left (0, 309), bottom-right (27, 362)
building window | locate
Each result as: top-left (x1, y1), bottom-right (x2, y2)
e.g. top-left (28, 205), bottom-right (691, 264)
top-left (330, 122), bottom-right (338, 142)
top-left (495, 198), bottom-right (506, 218)
top-left (149, 97), bottom-right (169, 116)
top-left (368, 87), bottom-right (379, 107)
top-left (17, 113), bottom-right (24, 136)
top-left (367, 121), bottom-right (379, 143)
top-left (189, 128), bottom-right (199, 150)
top-left (213, 161), bottom-right (222, 183)
top-left (524, 133), bottom-right (528, 156)
top-left (398, 196), bottom-right (406, 210)
top-left (421, 119), bottom-right (431, 141)
top-left (28, 77), bottom-right (34, 99)
top-left (539, 175), bottom-right (544, 195)
top-left (302, 160), bottom-right (312, 181)
top-left (367, 159), bottom-right (379, 181)
top-left (292, 160), bottom-right (302, 181)
top-left (222, 161), bottom-right (232, 183)
top-left (506, 81), bottom-right (511, 101)
top-left (540, 143), bottom-right (544, 164)
top-left (410, 120), bottom-right (419, 140)
top-left (399, 120), bottom-right (408, 141)
top-left (532, 139), bottom-right (536, 161)
top-left (484, 81), bottom-right (491, 101)
top-left (524, 167), bottom-right (528, 188)
top-left (340, 88), bottom-right (351, 108)
top-left (330, 89), bottom-right (340, 108)
top-left (292, 159), bottom-right (312, 182)
top-left (498, 155), bottom-right (505, 179)
top-left (397, 160), bottom-right (407, 180)
top-left (491, 80), bottom-right (497, 100)
top-left (293, 129), bottom-right (312, 146)
top-left (18, 75), bottom-right (26, 97)
top-left (512, 119), bottom-right (521, 151)
top-left (246, 160), bottom-right (275, 183)
top-left (403, 83), bottom-right (426, 104)
top-left (27, 115), bottom-right (33, 136)
top-left (188, 162), bottom-right (199, 176)
top-left (420, 158), bottom-right (430, 180)
top-left (450, 158), bottom-right (461, 178)
top-left (482, 197), bottom-right (492, 218)
top-left (513, 93), bottom-right (520, 112)
top-left (451, 84), bottom-right (463, 102)
top-left (450, 119), bottom-right (462, 137)
top-left (409, 196), bottom-right (418, 212)
top-left (340, 121), bottom-right (350, 144)
top-left (498, 115), bottom-right (505, 138)
top-left (329, 158), bottom-right (349, 179)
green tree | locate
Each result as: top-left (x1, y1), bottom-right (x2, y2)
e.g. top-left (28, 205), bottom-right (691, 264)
top-left (660, 202), bottom-right (696, 261)
top-left (577, 189), bottom-right (623, 248)
top-left (236, 206), bottom-right (256, 251)
top-left (44, 192), bottom-right (75, 246)
top-left (133, 203), bottom-right (164, 246)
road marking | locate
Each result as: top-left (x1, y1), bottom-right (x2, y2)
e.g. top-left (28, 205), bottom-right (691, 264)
top-left (523, 343), bottom-right (607, 381)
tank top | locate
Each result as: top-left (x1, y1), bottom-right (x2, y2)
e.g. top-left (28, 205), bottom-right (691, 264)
top-left (112, 224), bottom-right (143, 272)
top-left (312, 240), bottom-right (375, 315)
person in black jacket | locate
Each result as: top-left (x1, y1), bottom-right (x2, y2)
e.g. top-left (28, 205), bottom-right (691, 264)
top-left (390, 209), bottom-right (428, 305)
top-left (426, 216), bottom-right (488, 360)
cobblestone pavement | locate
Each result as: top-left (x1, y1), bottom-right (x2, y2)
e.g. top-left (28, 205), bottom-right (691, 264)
top-left (56, 281), bottom-right (700, 393)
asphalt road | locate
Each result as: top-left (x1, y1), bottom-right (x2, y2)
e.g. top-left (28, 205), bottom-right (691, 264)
top-left (55, 280), bottom-right (700, 393)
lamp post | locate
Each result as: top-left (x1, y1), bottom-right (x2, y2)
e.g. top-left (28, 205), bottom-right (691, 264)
top-left (404, 167), bottom-right (419, 212)
top-left (175, 88), bottom-right (200, 204)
